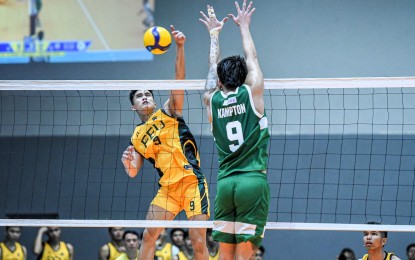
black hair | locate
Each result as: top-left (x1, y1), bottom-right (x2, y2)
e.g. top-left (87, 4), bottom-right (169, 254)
top-left (407, 243), bottom-right (415, 253)
top-left (108, 227), bottom-right (124, 233)
top-left (183, 230), bottom-right (190, 240)
top-left (129, 90), bottom-right (154, 105)
top-left (122, 230), bottom-right (142, 240)
top-left (206, 228), bottom-right (213, 236)
top-left (366, 221), bottom-right (388, 238)
top-left (217, 55), bottom-right (248, 91)
top-left (338, 248), bottom-right (355, 260)
top-left (5, 226), bottom-right (21, 231)
top-left (170, 228), bottom-right (186, 240)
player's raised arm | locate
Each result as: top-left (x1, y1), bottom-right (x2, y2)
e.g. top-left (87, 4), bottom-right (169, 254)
top-left (164, 25), bottom-right (186, 118)
top-left (33, 227), bottom-right (47, 255)
top-left (229, 0), bottom-right (265, 114)
top-left (121, 145), bottom-right (144, 178)
top-left (199, 5), bottom-right (228, 122)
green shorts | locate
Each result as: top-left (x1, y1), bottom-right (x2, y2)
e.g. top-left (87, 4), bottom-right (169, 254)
top-left (212, 172), bottom-right (270, 248)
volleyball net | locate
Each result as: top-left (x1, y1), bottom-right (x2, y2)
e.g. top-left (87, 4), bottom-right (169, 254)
top-left (0, 77), bottom-right (415, 231)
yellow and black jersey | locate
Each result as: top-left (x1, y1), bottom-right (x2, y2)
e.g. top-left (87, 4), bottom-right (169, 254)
top-left (0, 241), bottom-right (25, 260)
top-left (178, 250), bottom-right (192, 260)
top-left (154, 242), bottom-right (177, 260)
top-left (114, 250), bottom-right (139, 260)
top-left (208, 250), bottom-right (219, 260)
top-left (40, 242), bottom-right (70, 260)
top-left (107, 242), bottom-right (123, 260)
top-left (362, 251), bottom-right (395, 260)
top-left (131, 109), bottom-right (204, 186)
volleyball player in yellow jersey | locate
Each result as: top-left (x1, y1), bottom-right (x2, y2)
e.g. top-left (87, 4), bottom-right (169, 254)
top-left (34, 227), bottom-right (74, 260)
top-left (361, 222), bottom-right (401, 260)
top-left (100, 227), bottom-right (126, 260)
top-left (121, 25), bottom-right (210, 260)
top-left (0, 226), bottom-right (27, 260)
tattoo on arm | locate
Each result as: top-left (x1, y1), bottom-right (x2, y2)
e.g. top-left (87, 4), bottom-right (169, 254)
top-left (205, 65), bottom-right (217, 93)
top-left (205, 34), bottom-right (220, 93)
top-left (209, 34), bottom-right (220, 65)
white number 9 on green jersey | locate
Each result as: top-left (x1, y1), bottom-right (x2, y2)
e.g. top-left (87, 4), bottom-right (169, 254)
top-left (226, 121), bottom-right (244, 152)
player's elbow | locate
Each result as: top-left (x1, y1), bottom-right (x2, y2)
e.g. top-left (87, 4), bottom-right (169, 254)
top-left (126, 168), bottom-right (138, 178)
top-left (33, 247), bottom-right (42, 255)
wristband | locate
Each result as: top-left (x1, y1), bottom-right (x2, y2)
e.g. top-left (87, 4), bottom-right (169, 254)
top-left (210, 29), bottom-right (220, 36)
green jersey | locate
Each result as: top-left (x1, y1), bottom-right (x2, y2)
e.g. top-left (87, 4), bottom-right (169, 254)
top-left (210, 85), bottom-right (270, 180)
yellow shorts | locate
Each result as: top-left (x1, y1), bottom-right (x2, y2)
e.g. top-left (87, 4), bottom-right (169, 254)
top-left (151, 176), bottom-right (210, 218)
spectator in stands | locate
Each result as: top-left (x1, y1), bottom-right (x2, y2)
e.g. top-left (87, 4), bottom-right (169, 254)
top-left (177, 231), bottom-right (194, 260)
top-left (170, 228), bottom-right (186, 250)
top-left (34, 227), bottom-right (74, 260)
top-left (360, 222), bottom-right (400, 260)
top-left (154, 230), bottom-right (179, 260)
top-left (115, 230), bottom-right (141, 260)
top-left (99, 227), bottom-right (126, 260)
top-left (170, 228), bottom-right (191, 260)
top-left (338, 247), bottom-right (356, 260)
top-left (0, 226), bottom-right (27, 260)
top-left (407, 243), bottom-right (415, 260)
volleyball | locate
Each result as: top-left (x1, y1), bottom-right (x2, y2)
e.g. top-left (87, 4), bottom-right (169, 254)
top-left (143, 26), bottom-right (172, 55)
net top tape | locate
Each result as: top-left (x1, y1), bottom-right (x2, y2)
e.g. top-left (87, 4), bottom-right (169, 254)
top-left (1, 77), bottom-right (415, 90)
top-left (0, 219), bottom-right (414, 232)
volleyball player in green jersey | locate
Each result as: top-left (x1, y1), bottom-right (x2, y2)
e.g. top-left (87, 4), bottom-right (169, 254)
top-left (200, 1), bottom-right (270, 259)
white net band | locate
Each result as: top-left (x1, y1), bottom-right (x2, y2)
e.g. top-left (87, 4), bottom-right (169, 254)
top-left (0, 219), bottom-right (414, 232)
top-left (1, 77), bottom-right (415, 90)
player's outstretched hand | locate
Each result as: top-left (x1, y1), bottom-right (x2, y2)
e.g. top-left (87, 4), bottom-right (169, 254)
top-left (170, 25), bottom-right (186, 46)
top-left (121, 145), bottom-right (139, 177)
top-left (199, 5), bottom-right (228, 34)
top-left (229, 0), bottom-right (255, 27)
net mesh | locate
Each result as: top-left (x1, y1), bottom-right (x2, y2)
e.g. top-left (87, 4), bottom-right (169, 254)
top-left (1, 78), bottom-right (415, 228)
